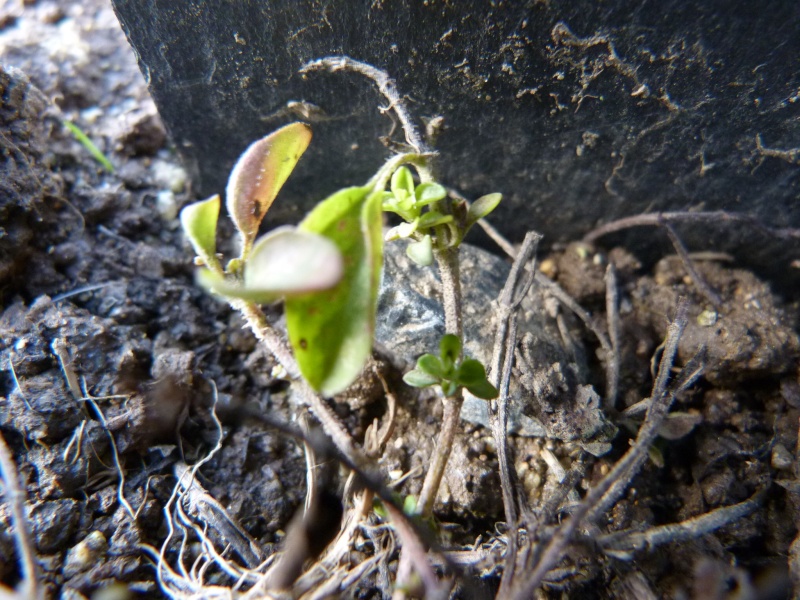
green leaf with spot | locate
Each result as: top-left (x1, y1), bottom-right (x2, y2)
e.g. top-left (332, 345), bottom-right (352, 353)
top-left (226, 122), bottom-right (312, 260)
top-left (285, 186), bottom-right (383, 396)
top-left (180, 195), bottom-right (221, 271)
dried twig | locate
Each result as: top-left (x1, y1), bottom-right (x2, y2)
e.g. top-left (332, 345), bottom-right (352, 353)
top-left (583, 210), bottom-right (800, 244)
top-left (0, 432), bottom-right (43, 600)
top-left (663, 222), bottom-right (722, 308)
top-left (300, 56), bottom-right (431, 155)
top-left (604, 262), bottom-right (621, 409)
top-left (485, 231), bottom-right (541, 595)
top-left (599, 487), bottom-right (766, 557)
top-left (534, 271), bottom-right (612, 355)
top-left (509, 299), bottom-right (689, 599)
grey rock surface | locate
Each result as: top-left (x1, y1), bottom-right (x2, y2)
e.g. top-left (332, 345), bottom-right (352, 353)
top-left (111, 1), bottom-right (800, 287)
top-left (376, 241), bottom-right (612, 442)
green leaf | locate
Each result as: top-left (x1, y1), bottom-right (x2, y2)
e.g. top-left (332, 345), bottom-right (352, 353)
top-left (180, 195), bottom-right (221, 270)
top-left (385, 219), bottom-right (418, 241)
top-left (465, 380), bottom-right (499, 400)
top-left (466, 193), bottom-right (502, 228)
top-left (62, 119), bottom-right (115, 173)
top-left (647, 444), bottom-right (665, 468)
top-left (285, 186), bottom-right (383, 396)
top-left (439, 334), bottom-right (462, 364)
top-left (406, 235), bottom-right (433, 266)
top-left (196, 268), bottom-right (281, 303)
top-left (196, 227), bottom-right (343, 302)
top-left (417, 211), bottom-right (453, 229)
top-left (390, 166), bottom-right (415, 204)
top-left (372, 499), bottom-right (388, 518)
top-left (416, 354), bottom-right (444, 378)
top-left (226, 122), bottom-right (312, 260)
top-left (403, 368), bottom-right (440, 388)
top-left (414, 182), bottom-right (447, 206)
top-left (402, 495), bottom-right (417, 516)
top-left (456, 358), bottom-right (488, 386)
top-left (244, 227), bottom-right (343, 294)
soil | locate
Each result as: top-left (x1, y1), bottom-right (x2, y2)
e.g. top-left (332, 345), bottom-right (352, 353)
top-left (1, 2), bottom-right (799, 599)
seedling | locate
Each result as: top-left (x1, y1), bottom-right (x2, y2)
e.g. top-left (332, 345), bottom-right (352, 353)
top-left (404, 334), bottom-right (498, 400)
top-left (181, 117), bottom-right (504, 546)
top-left (63, 119), bottom-right (114, 173)
top-left (181, 122), bottom-right (502, 398)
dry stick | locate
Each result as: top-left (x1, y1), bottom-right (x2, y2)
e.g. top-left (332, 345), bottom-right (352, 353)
top-left (0, 433), bottom-right (42, 600)
top-left (534, 271), bottom-right (613, 355)
top-left (586, 349), bottom-right (705, 525)
top-left (174, 462), bottom-right (264, 569)
top-left (604, 263), bottom-right (621, 409)
top-left (662, 221), bottom-right (723, 308)
top-left (299, 56), bottom-right (432, 155)
top-left (465, 209), bottom-right (615, 361)
top-left (485, 231), bottom-right (541, 596)
top-left (582, 210), bottom-right (800, 244)
top-left (234, 409), bottom-right (449, 599)
top-left (509, 299), bottom-right (689, 600)
top-left (599, 487), bottom-right (766, 556)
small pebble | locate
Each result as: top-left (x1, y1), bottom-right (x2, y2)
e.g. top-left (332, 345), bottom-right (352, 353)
top-left (63, 531), bottom-right (107, 578)
top-left (697, 308), bottom-right (718, 327)
top-left (771, 444), bottom-right (794, 471)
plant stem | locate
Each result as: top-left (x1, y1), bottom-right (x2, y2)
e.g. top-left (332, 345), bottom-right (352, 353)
top-left (433, 246), bottom-right (462, 339)
top-left (417, 394), bottom-right (462, 517)
top-left (415, 242), bottom-right (464, 518)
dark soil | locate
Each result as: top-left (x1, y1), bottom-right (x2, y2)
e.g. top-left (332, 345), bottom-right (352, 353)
top-left (1, 2), bottom-right (799, 599)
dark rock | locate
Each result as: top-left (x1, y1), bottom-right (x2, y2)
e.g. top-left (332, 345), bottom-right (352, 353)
top-left (111, 1), bottom-right (800, 286)
top-left (30, 499), bottom-right (80, 553)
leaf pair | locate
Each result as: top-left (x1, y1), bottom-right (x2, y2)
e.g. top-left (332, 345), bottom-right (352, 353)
top-left (180, 122), bottom-right (383, 397)
top-left (403, 334), bottom-right (498, 400)
top-left (181, 122), bottom-right (341, 302)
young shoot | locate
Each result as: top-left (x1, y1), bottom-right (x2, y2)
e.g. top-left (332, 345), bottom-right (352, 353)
top-left (404, 334), bottom-right (498, 400)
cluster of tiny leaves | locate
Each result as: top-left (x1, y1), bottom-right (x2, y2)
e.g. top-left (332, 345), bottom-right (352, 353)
top-left (403, 334), bottom-right (498, 400)
top-left (382, 166), bottom-right (502, 266)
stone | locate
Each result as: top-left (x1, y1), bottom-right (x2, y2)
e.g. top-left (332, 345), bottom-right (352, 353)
top-left (376, 240), bottom-right (614, 443)
top-left (110, 1), bottom-right (800, 286)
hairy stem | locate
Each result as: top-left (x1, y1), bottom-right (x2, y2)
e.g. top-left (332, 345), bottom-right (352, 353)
top-left (414, 244), bottom-right (463, 518)
top-left (417, 394), bottom-right (462, 517)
